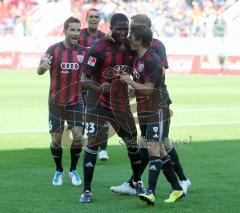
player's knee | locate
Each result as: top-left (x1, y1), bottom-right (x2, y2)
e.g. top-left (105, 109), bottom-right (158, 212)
top-left (51, 133), bottom-right (62, 146)
top-left (87, 136), bottom-right (100, 150)
top-left (86, 145), bottom-right (99, 152)
top-left (71, 138), bottom-right (84, 148)
top-left (138, 136), bottom-right (146, 148)
top-left (125, 137), bottom-right (138, 150)
top-left (71, 127), bottom-right (83, 139)
top-left (147, 141), bottom-right (160, 156)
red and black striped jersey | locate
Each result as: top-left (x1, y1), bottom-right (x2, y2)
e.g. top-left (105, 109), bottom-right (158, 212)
top-left (78, 28), bottom-right (105, 49)
top-left (131, 49), bottom-right (170, 113)
top-left (39, 42), bottom-right (87, 107)
top-left (83, 39), bottom-right (132, 112)
top-left (151, 38), bottom-right (172, 106)
top-left (151, 38), bottom-right (168, 69)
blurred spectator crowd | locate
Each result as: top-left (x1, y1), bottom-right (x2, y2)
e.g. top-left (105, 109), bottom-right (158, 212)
top-left (0, 0), bottom-right (236, 38)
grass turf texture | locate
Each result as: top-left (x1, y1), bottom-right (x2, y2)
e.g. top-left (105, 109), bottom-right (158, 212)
top-left (0, 70), bottom-right (240, 212)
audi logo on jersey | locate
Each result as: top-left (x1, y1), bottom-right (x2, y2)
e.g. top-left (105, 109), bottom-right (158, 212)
top-left (60, 63), bottom-right (79, 70)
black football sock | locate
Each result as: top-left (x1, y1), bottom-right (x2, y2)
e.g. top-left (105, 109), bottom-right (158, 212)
top-left (128, 147), bottom-right (149, 187)
top-left (83, 147), bottom-right (98, 192)
top-left (148, 156), bottom-right (162, 195)
top-left (139, 147), bottom-right (149, 176)
top-left (168, 147), bottom-right (187, 181)
top-left (70, 143), bottom-right (82, 172)
top-left (50, 144), bottom-right (63, 172)
top-left (99, 125), bottom-right (109, 150)
top-left (127, 147), bottom-right (141, 182)
top-left (162, 155), bottom-right (182, 190)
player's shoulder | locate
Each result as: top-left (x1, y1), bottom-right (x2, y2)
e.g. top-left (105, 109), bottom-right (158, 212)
top-left (46, 42), bottom-right (64, 56)
top-left (76, 44), bottom-right (87, 51)
top-left (144, 49), bottom-right (161, 65)
top-left (90, 39), bottom-right (108, 52)
top-left (151, 38), bottom-right (165, 48)
top-left (97, 30), bottom-right (106, 37)
top-left (80, 28), bottom-right (88, 33)
top-left (145, 49), bottom-right (159, 60)
top-left (48, 41), bottom-right (62, 50)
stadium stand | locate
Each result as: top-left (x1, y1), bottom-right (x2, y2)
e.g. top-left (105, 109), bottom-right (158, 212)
top-left (0, 0), bottom-right (239, 38)
top-left (0, 0), bottom-right (240, 73)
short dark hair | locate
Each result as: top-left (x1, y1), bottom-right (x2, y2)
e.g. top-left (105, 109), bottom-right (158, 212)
top-left (131, 14), bottom-right (151, 28)
top-left (131, 25), bottom-right (153, 47)
top-left (64, 17), bottom-right (81, 30)
top-left (86, 8), bottom-right (100, 19)
top-left (110, 13), bottom-right (129, 27)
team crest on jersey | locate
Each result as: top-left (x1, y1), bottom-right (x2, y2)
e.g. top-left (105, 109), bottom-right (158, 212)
top-left (87, 56), bottom-right (97, 66)
top-left (77, 55), bottom-right (84, 63)
top-left (138, 63), bottom-right (144, 73)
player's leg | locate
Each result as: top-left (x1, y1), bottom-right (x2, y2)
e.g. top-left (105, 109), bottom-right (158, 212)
top-left (112, 110), bottom-right (143, 194)
top-left (129, 119), bottom-right (149, 185)
top-left (155, 108), bottom-right (184, 203)
top-left (138, 114), bottom-right (163, 206)
top-left (66, 103), bottom-right (85, 186)
top-left (80, 106), bottom-right (107, 203)
top-left (110, 114), bottom-right (149, 195)
top-left (163, 108), bottom-right (191, 194)
top-left (98, 122), bottom-right (110, 161)
top-left (138, 124), bottom-right (149, 177)
top-left (139, 139), bottom-right (162, 206)
top-left (164, 137), bottom-right (191, 193)
top-left (49, 105), bottom-right (65, 186)
top-left (160, 144), bottom-right (184, 203)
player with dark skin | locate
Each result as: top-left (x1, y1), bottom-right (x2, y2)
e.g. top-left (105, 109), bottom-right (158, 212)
top-left (79, 13), bottom-right (143, 203)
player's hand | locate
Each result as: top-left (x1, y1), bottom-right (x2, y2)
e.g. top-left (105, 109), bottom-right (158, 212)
top-left (104, 31), bottom-right (115, 43)
top-left (128, 85), bottom-right (135, 98)
top-left (120, 72), bottom-right (131, 84)
top-left (41, 56), bottom-right (52, 70)
top-left (101, 82), bottom-right (110, 93)
top-left (38, 56), bottom-right (52, 74)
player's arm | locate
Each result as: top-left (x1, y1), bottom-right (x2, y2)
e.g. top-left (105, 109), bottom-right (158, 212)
top-left (80, 73), bottom-right (109, 94)
top-left (120, 72), bottom-right (154, 96)
top-left (81, 42), bottom-right (110, 93)
top-left (104, 30), bottom-right (115, 42)
top-left (37, 55), bottom-right (52, 75)
top-left (152, 39), bottom-right (169, 69)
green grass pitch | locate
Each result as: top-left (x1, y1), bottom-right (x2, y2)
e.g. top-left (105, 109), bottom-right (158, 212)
top-left (0, 70), bottom-right (240, 212)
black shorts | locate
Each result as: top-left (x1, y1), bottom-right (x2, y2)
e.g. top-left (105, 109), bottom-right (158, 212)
top-left (48, 103), bottom-right (84, 133)
top-left (85, 104), bottom-right (137, 140)
top-left (138, 108), bottom-right (171, 142)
